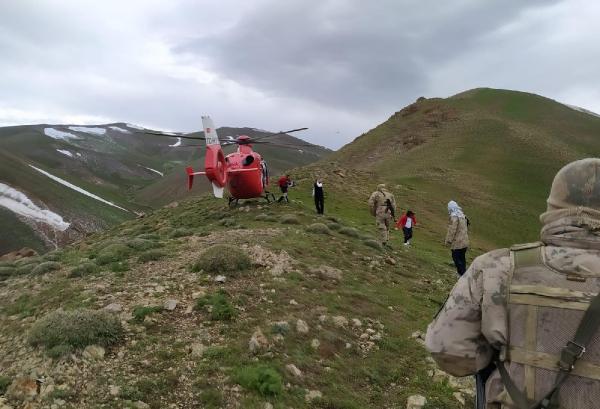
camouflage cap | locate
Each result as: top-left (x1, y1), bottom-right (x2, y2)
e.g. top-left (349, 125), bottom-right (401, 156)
top-left (547, 158), bottom-right (600, 211)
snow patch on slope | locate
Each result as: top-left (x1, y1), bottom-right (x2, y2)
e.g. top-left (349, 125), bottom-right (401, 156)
top-left (28, 165), bottom-right (129, 212)
top-left (44, 128), bottom-right (79, 140)
top-left (169, 137), bottom-right (182, 147)
top-left (68, 126), bottom-right (107, 135)
top-left (109, 126), bottom-right (131, 134)
top-left (56, 149), bottom-right (74, 158)
top-left (126, 123), bottom-right (145, 130)
top-left (0, 183), bottom-right (70, 231)
top-left (143, 166), bottom-right (164, 177)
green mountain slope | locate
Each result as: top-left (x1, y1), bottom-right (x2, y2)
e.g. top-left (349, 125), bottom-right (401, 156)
top-left (0, 123), bottom-right (330, 254)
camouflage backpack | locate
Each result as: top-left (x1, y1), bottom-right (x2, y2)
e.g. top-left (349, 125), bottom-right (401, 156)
top-left (495, 242), bottom-right (600, 409)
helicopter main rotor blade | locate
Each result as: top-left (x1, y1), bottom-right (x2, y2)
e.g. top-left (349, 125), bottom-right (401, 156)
top-left (136, 130), bottom-right (206, 140)
top-left (250, 127), bottom-right (308, 142)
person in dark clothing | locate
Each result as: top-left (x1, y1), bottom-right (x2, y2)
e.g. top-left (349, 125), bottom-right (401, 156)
top-left (277, 174), bottom-right (292, 203)
top-left (312, 178), bottom-right (324, 214)
top-left (451, 248), bottom-right (468, 276)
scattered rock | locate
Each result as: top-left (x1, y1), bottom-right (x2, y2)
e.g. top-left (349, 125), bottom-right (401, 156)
top-left (318, 314), bottom-right (328, 323)
top-left (289, 299), bottom-right (298, 305)
top-left (248, 328), bottom-right (269, 353)
top-left (164, 299), bottom-right (178, 311)
top-left (385, 257), bottom-right (397, 265)
top-left (192, 289), bottom-right (207, 299)
top-left (285, 364), bottom-right (303, 378)
top-left (310, 339), bottom-right (320, 349)
top-left (309, 265), bottom-right (343, 281)
top-left (305, 390), bottom-right (323, 402)
top-left (215, 275), bottom-right (226, 283)
top-left (134, 401), bottom-right (150, 409)
top-left (453, 392), bottom-right (465, 405)
top-left (411, 330), bottom-right (425, 345)
top-left (406, 394), bottom-right (427, 409)
top-left (351, 318), bottom-right (362, 328)
top-left (296, 319), bottom-right (309, 334)
top-left (332, 316), bottom-right (348, 328)
top-left (103, 303), bottom-right (122, 313)
top-left (264, 404), bottom-right (273, 409)
top-left (6, 378), bottom-right (37, 402)
top-left (272, 334), bottom-right (285, 344)
top-left (109, 385), bottom-right (120, 396)
top-left (82, 345), bottom-right (105, 361)
top-left (190, 343), bottom-right (205, 358)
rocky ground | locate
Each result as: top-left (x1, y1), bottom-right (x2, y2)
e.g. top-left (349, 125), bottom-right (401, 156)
top-left (1, 197), bottom-right (473, 409)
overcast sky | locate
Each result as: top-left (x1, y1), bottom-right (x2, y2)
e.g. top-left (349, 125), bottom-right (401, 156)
top-left (1, 0), bottom-right (599, 149)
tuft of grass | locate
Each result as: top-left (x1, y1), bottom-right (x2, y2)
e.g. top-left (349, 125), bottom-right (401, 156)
top-left (43, 251), bottom-right (62, 262)
top-left (136, 233), bottom-right (160, 241)
top-left (339, 227), bottom-right (360, 238)
top-left (28, 309), bottom-right (123, 354)
top-left (108, 261), bottom-right (130, 273)
top-left (198, 389), bottom-right (223, 408)
top-left (254, 214), bottom-right (277, 222)
top-left (15, 256), bottom-right (41, 266)
top-left (0, 266), bottom-right (16, 281)
top-left (0, 375), bottom-right (11, 395)
top-left (219, 218), bottom-right (236, 227)
top-left (132, 305), bottom-right (164, 322)
top-left (191, 245), bottom-right (251, 275)
top-left (138, 249), bottom-right (168, 263)
top-left (127, 238), bottom-right (161, 251)
top-left (15, 264), bottom-right (36, 275)
top-left (306, 223), bottom-right (331, 235)
top-left (195, 290), bottom-right (236, 321)
top-left (47, 344), bottom-right (74, 359)
top-left (95, 244), bottom-right (131, 265)
top-left (31, 261), bottom-right (61, 275)
top-left (280, 214), bottom-right (301, 225)
top-left (170, 228), bottom-right (192, 238)
top-left (363, 239), bottom-right (383, 251)
top-left (233, 365), bottom-right (283, 396)
top-left (69, 262), bottom-right (99, 278)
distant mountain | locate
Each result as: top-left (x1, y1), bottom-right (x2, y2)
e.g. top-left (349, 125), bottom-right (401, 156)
top-left (0, 123), bottom-right (330, 254)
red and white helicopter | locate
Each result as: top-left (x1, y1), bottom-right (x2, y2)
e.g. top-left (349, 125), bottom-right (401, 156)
top-left (143, 116), bottom-right (308, 205)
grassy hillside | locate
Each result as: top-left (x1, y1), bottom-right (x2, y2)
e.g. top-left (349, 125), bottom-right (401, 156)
top-left (2, 88), bottom-right (599, 408)
top-left (333, 88), bottom-right (600, 251)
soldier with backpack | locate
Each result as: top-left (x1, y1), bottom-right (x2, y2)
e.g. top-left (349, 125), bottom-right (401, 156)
top-left (368, 184), bottom-right (396, 247)
top-left (426, 158), bottom-right (600, 409)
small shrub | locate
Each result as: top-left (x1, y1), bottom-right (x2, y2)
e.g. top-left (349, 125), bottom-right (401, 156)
top-left (234, 365), bottom-right (283, 396)
top-left (199, 388), bottom-right (223, 408)
top-left (109, 261), bottom-right (129, 273)
top-left (31, 261), bottom-right (61, 275)
top-left (43, 251), bottom-right (62, 262)
top-left (219, 218), bottom-right (236, 227)
top-left (0, 261), bottom-right (15, 268)
top-left (137, 233), bottom-right (160, 241)
top-left (119, 385), bottom-right (144, 401)
top-left (196, 291), bottom-right (236, 321)
top-left (326, 215), bottom-right (341, 223)
top-left (0, 266), bottom-right (16, 281)
top-left (339, 227), bottom-right (360, 238)
top-left (95, 244), bottom-right (131, 265)
top-left (170, 228), bottom-right (192, 238)
top-left (132, 305), bottom-right (164, 322)
top-left (69, 262), bottom-right (99, 278)
top-left (280, 214), bottom-right (300, 225)
top-left (138, 249), bottom-right (167, 263)
top-left (326, 222), bottom-right (341, 231)
top-left (28, 309), bottom-right (123, 353)
top-left (47, 344), bottom-right (74, 358)
top-left (306, 223), bottom-right (331, 235)
top-left (0, 375), bottom-right (11, 395)
top-left (191, 245), bottom-right (251, 275)
top-left (15, 264), bottom-right (36, 275)
top-left (254, 214), bottom-right (276, 222)
top-left (15, 256), bottom-right (41, 266)
top-left (363, 239), bottom-right (383, 251)
top-left (128, 238), bottom-right (161, 251)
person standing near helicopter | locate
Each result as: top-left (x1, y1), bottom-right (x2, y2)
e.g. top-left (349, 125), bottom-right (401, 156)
top-left (277, 174), bottom-right (293, 203)
top-left (313, 177), bottom-right (325, 215)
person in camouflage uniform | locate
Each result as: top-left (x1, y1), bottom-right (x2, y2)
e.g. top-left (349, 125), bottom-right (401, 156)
top-left (368, 184), bottom-right (396, 246)
top-left (445, 200), bottom-right (470, 276)
top-left (426, 158), bottom-right (600, 408)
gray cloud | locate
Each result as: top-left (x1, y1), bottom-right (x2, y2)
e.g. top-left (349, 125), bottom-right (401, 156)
top-left (0, 0), bottom-right (597, 149)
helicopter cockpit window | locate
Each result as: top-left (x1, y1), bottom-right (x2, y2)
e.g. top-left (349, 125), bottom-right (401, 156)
top-left (243, 155), bottom-right (255, 166)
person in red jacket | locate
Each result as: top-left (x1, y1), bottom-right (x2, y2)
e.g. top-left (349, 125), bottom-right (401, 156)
top-left (395, 210), bottom-right (416, 246)
top-left (277, 174), bottom-right (292, 203)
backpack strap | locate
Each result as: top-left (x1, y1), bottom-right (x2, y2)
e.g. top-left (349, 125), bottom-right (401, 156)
top-left (497, 243), bottom-right (600, 409)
